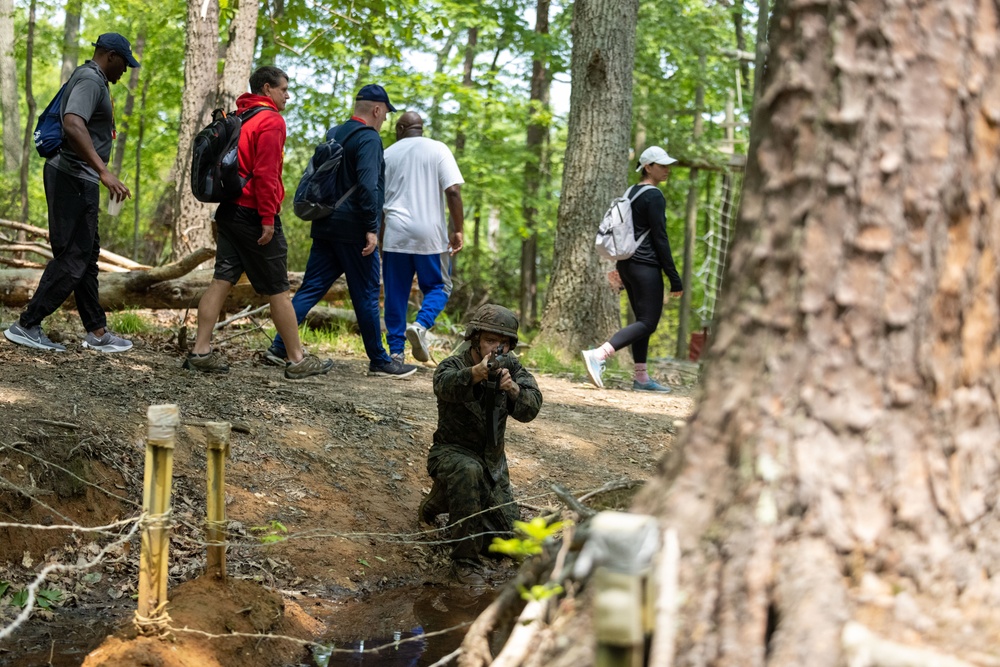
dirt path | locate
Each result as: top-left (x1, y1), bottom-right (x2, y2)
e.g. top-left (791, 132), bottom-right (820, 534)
top-left (0, 328), bottom-right (693, 665)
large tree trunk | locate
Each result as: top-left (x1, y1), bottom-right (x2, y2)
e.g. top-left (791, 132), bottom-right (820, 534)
top-left (518, 0), bottom-right (550, 328)
top-left (0, 0), bottom-right (21, 170)
top-left (517, 1), bottom-right (1000, 666)
top-left (170, 0), bottom-right (222, 259)
top-left (59, 0), bottom-right (81, 85)
top-left (535, 0), bottom-right (638, 356)
top-left (218, 0), bottom-right (259, 110)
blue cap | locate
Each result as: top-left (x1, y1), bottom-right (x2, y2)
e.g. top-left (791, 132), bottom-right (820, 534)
top-left (355, 84), bottom-right (396, 112)
top-left (92, 33), bottom-right (140, 68)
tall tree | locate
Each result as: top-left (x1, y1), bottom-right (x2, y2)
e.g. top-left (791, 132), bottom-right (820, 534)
top-left (19, 0), bottom-right (37, 223)
top-left (111, 32), bottom-right (146, 177)
top-left (523, 1), bottom-right (1000, 665)
top-left (60, 0), bottom-right (82, 85)
top-left (170, 0), bottom-right (257, 258)
top-left (219, 0), bottom-right (259, 108)
top-left (0, 0), bottom-right (20, 170)
top-left (535, 0), bottom-right (639, 355)
top-left (518, 0), bottom-right (550, 327)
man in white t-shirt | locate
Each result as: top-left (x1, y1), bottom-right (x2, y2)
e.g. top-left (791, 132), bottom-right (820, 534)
top-left (381, 111), bottom-right (465, 362)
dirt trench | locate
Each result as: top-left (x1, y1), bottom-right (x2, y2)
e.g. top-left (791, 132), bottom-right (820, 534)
top-left (0, 322), bottom-right (692, 666)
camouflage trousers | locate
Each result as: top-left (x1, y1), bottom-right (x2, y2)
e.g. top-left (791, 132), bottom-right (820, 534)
top-left (427, 450), bottom-right (519, 562)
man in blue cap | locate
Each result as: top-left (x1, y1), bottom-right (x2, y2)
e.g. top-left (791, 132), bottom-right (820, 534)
top-left (266, 84), bottom-right (418, 378)
top-left (4, 33), bottom-right (138, 353)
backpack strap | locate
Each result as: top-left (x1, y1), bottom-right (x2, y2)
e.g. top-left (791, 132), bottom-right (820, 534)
top-left (628, 184), bottom-right (656, 248)
top-left (233, 106), bottom-right (277, 186)
top-left (327, 124), bottom-right (379, 209)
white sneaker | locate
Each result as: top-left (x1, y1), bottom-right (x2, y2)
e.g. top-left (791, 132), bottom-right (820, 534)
top-left (82, 330), bottom-right (133, 353)
top-left (581, 349), bottom-right (605, 389)
top-left (406, 323), bottom-right (430, 362)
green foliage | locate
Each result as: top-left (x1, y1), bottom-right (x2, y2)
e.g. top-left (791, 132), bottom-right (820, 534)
top-left (250, 520), bottom-right (288, 544)
top-left (108, 309), bottom-right (153, 335)
top-left (489, 516), bottom-right (569, 560)
top-left (7, 586), bottom-right (63, 610)
top-left (518, 582), bottom-right (564, 603)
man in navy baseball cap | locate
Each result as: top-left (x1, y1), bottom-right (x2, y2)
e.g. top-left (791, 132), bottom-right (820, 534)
top-left (355, 83), bottom-right (396, 112)
top-left (92, 33), bottom-right (141, 68)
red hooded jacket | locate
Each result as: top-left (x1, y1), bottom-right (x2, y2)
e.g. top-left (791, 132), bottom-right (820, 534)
top-left (233, 93), bottom-right (285, 226)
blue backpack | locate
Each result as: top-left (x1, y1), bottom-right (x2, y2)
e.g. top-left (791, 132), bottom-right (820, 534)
top-left (293, 124), bottom-right (375, 220)
top-left (34, 84), bottom-right (68, 158)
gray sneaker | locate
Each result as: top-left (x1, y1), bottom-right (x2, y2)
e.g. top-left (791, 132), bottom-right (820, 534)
top-left (3, 323), bottom-right (67, 352)
top-left (390, 351), bottom-right (405, 364)
top-left (284, 354), bottom-right (334, 380)
top-left (182, 349), bottom-right (230, 374)
top-left (83, 330), bottom-right (133, 353)
top-left (405, 323), bottom-right (430, 362)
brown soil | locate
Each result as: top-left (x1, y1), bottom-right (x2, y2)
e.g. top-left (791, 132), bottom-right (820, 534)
top-left (0, 313), bottom-right (693, 666)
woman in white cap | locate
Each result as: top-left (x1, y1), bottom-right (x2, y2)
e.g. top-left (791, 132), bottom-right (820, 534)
top-left (582, 146), bottom-right (684, 392)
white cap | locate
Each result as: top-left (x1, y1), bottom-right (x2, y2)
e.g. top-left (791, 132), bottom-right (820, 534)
top-left (636, 145), bottom-right (678, 172)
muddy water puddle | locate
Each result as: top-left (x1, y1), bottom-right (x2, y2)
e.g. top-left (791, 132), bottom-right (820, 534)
top-left (310, 585), bottom-right (499, 666)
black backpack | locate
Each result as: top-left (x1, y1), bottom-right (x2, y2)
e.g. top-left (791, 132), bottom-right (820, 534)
top-left (292, 124), bottom-right (375, 220)
top-left (190, 106), bottom-right (272, 203)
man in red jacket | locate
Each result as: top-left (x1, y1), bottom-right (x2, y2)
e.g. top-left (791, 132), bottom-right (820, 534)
top-left (184, 66), bottom-right (332, 380)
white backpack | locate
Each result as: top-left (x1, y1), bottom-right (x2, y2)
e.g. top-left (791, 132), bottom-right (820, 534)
top-left (594, 184), bottom-right (655, 261)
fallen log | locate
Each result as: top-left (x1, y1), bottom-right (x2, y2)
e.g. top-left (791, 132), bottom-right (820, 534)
top-left (0, 218), bottom-right (150, 270)
top-left (0, 249), bottom-right (354, 311)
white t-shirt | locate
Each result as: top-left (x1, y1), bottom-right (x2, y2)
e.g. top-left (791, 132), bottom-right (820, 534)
top-left (382, 136), bottom-right (464, 254)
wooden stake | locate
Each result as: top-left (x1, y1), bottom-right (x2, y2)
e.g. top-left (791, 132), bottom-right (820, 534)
top-left (137, 404), bottom-right (178, 625)
top-left (205, 421), bottom-right (231, 580)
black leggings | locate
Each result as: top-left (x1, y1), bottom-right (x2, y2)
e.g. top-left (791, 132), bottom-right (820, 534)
top-left (608, 260), bottom-right (664, 364)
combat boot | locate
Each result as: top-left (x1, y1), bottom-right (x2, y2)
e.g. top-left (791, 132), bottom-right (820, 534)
top-left (450, 559), bottom-right (488, 587)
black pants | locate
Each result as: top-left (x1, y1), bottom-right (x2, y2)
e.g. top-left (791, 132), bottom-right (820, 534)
top-left (608, 259), bottom-right (664, 364)
top-left (21, 164), bottom-right (105, 332)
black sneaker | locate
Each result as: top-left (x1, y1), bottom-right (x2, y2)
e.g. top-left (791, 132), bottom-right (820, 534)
top-left (368, 358), bottom-right (418, 378)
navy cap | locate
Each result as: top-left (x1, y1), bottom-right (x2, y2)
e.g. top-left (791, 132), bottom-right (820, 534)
top-left (355, 84), bottom-right (396, 112)
top-left (92, 33), bottom-right (140, 68)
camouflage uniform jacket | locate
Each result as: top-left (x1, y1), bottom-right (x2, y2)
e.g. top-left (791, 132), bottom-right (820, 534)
top-left (429, 343), bottom-right (543, 484)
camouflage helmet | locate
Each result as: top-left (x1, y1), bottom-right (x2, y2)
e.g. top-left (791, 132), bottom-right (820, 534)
top-left (464, 304), bottom-right (519, 349)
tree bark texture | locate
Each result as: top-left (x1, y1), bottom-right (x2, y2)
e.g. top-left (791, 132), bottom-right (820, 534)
top-left (519, 0), bottom-right (550, 328)
top-left (0, 0), bottom-right (21, 171)
top-left (170, 0), bottom-right (222, 259)
top-left (630, 1), bottom-right (1000, 665)
top-left (218, 0), bottom-right (259, 110)
top-left (536, 0), bottom-right (639, 356)
top-left (59, 0), bottom-right (81, 85)
top-left (505, 2), bottom-right (1000, 666)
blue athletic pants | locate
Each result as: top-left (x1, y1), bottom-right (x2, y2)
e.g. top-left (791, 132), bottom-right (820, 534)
top-left (382, 251), bottom-right (452, 355)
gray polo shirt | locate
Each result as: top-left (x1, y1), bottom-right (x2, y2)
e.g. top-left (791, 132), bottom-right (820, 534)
top-left (48, 60), bottom-right (115, 184)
